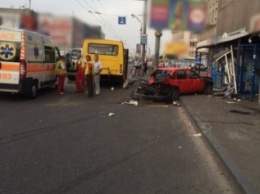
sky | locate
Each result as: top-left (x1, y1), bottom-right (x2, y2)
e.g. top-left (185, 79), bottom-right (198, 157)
top-left (0, 0), bottom-right (173, 56)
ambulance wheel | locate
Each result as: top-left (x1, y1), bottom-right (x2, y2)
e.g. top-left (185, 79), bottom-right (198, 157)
top-left (28, 81), bottom-right (38, 99)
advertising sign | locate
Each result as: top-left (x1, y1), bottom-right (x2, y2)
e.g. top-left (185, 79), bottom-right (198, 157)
top-left (38, 14), bottom-right (73, 47)
top-left (136, 44), bottom-right (141, 54)
top-left (150, 0), bottom-right (207, 32)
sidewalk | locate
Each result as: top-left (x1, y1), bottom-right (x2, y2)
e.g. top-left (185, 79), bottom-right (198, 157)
top-left (181, 95), bottom-right (260, 194)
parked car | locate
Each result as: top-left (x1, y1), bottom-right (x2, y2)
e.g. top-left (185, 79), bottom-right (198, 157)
top-left (195, 63), bottom-right (207, 71)
top-left (130, 67), bottom-right (213, 103)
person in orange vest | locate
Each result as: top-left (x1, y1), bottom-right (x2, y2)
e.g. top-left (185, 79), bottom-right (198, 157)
top-left (55, 56), bottom-right (67, 94)
top-left (85, 55), bottom-right (94, 97)
top-left (75, 54), bottom-right (86, 93)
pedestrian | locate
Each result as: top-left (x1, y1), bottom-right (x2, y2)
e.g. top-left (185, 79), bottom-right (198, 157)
top-left (143, 58), bottom-right (148, 75)
top-left (158, 60), bottom-right (164, 67)
top-left (93, 54), bottom-right (103, 95)
top-left (75, 54), bottom-right (86, 93)
top-left (85, 55), bottom-right (94, 97)
top-left (147, 58), bottom-right (154, 75)
top-left (134, 58), bottom-right (141, 76)
top-left (165, 59), bottom-right (170, 67)
top-left (55, 55), bottom-right (67, 94)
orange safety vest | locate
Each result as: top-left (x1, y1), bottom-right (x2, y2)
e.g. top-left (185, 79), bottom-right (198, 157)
top-left (55, 60), bottom-right (67, 75)
top-left (85, 61), bottom-right (94, 75)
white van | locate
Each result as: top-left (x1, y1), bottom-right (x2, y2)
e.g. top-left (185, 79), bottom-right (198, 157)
top-left (67, 48), bottom-right (83, 81)
top-left (0, 26), bottom-right (60, 98)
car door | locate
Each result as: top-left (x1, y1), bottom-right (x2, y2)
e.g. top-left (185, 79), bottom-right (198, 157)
top-left (174, 70), bottom-right (190, 94)
top-left (187, 69), bottom-right (205, 93)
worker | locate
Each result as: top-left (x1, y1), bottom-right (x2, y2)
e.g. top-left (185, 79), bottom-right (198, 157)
top-left (93, 54), bottom-right (103, 95)
top-left (85, 55), bottom-right (94, 97)
top-left (75, 54), bottom-right (86, 93)
top-left (55, 56), bottom-right (67, 94)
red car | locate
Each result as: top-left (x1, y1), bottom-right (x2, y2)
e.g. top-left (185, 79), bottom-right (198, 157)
top-left (131, 67), bottom-right (213, 103)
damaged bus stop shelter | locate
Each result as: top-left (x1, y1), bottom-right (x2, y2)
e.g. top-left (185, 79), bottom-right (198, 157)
top-left (195, 30), bottom-right (260, 102)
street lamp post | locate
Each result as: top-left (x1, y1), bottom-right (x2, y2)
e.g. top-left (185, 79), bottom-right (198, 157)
top-left (131, 12), bottom-right (147, 76)
top-left (132, 0), bottom-right (148, 76)
top-left (131, 14), bottom-right (143, 62)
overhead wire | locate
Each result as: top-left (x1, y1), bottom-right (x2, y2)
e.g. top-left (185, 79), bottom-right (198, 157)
top-left (75, 0), bottom-right (117, 39)
top-left (93, 0), bottom-right (124, 40)
top-left (82, 0), bottom-right (123, 40)
top-left (95, 0), bottom-right (144, 46)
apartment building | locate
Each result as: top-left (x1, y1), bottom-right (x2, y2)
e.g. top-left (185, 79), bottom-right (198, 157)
top-left (197, 0), bottom-right (219, 42)
top-left (172, 31), bottom-right (198, 57)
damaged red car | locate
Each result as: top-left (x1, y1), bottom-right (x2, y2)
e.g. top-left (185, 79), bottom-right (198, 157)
top-left (130, 67), bottom-right (213, 103)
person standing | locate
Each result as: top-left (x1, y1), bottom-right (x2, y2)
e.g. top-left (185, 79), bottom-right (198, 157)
top-left (85, 55), bottom-right (94, 97)
top-left (134, 58), bottom-right (141, 76)
top-left (75, 54), bottom-right (86, 93)
top-left (55, 56), bottom-right (67, 94)
top-left (147, 58), bottom-right (154, 75)
top-left (143, 58), bottom-right (148, 75)
top-left (93, 54), bottom-right (103, 95)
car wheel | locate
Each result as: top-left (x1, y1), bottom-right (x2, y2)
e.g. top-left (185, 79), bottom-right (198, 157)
top-left (204, 84), bottom-right (213, 95)
top-left (28, 81), bottom-right (38, 99)
top-left (165, 87), bottom-right (179, 104)
top-left (172, 88), bottom-right (180, 100)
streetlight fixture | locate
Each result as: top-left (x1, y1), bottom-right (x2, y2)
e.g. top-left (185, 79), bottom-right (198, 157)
top-left (131, 14), bottom-right (142, 33)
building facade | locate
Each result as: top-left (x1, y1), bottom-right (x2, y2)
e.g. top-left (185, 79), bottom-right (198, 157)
top-left (217, 0), bottom-right (260, 36)
top-left (172, 31), bottom-right (198, 58)
top-left (0, 8), bottom-right (104, 51)
top-left (196, 0), bottom-right (219, 42)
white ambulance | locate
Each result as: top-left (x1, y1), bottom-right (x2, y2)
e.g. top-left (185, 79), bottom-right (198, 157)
top-left (0, 26), bottom-right (60, 98)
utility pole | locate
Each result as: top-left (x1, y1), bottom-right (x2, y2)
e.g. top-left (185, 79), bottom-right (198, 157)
top-left (154, 30), bottom-right (162, 67)
top-left (141, 0), bottom-right (147, 76)
top-left (29, 0), bottom-right (31, 9)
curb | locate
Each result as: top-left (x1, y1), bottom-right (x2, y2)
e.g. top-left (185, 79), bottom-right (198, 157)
top-left (181, 98), bottom-right (258, 194)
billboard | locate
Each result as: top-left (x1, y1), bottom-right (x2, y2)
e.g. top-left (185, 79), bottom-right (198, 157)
top-left (150, 0), bottom-right (207, 32)
top-left (38, 14), bottom-right (73, 48)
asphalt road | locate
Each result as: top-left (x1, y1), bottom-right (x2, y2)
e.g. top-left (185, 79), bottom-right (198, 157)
top-left (0, 81), bottom-right (242, 194)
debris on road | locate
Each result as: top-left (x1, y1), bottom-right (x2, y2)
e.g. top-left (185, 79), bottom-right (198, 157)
top-left (193, 133), bottom-right (202, 137)
top-left (225, 101), bottom-right (236, 104)
top-left (108, 113), bottom-right (115, 117)
top-left (173, 101), bottom-right (181, 107)
top-left (123, 78), bottom-right (136, 89)
top-left (121, 100), bottom-right (138, 106)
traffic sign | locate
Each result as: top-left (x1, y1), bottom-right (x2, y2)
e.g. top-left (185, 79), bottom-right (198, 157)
top-left (140, 34), bottom-right (147, 45)
top-left (118, 16), bottom-right (126, 25)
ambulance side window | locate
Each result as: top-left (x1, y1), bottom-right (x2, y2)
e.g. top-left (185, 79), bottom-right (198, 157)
top-left (44, 46), bottom-right (55, 63)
